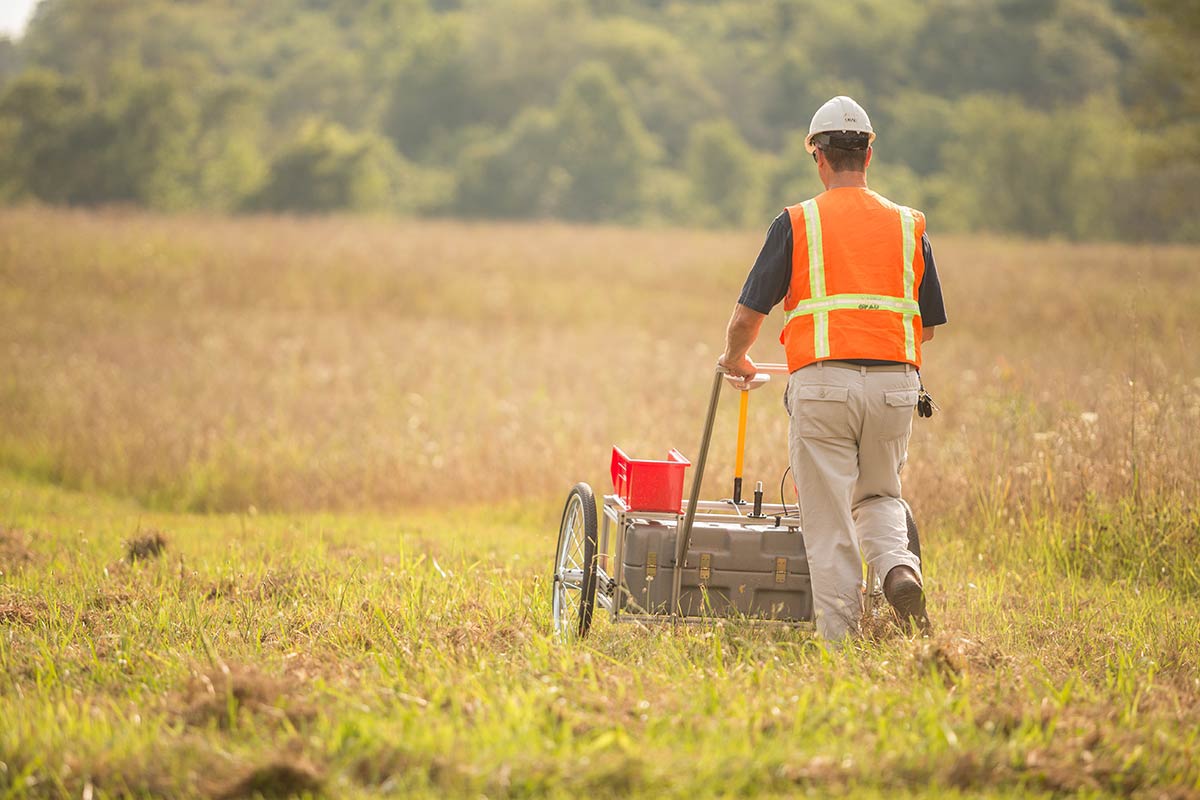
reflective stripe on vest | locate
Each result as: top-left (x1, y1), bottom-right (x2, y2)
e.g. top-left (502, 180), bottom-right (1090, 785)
top-left (784, 201), bottom-right (920, 363)
top-left (900, 205), bottom-right (917, 362)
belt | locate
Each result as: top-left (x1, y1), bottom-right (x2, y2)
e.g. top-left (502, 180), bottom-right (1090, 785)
top-left (808, 360), bottom-right (915, 374)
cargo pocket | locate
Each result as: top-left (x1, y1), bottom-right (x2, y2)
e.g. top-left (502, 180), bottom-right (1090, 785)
top-left (793, 384), bottom-right (850, 439)
top-left (879, 388), bottom-right (918, 440)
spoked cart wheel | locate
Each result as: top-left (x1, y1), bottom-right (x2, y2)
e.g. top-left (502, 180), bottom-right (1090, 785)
top-left (553, 482), bottom-right (599, 640)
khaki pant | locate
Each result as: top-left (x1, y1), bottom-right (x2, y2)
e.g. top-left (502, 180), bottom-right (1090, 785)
top-left (785, 361), bottom-right (922, 640)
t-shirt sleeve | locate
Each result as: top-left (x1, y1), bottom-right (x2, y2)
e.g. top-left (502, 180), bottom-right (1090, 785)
top-left (737, 211), bottom-right (793, 314)
top-left (918, 232), bottom-right (947, 327)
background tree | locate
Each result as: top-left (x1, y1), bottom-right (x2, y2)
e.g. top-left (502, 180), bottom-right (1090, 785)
top-left (0, 38), bottom-right (19, 90)
top-left (381, 17), bottom-right (478, 162)
top-left (553, 61), bottom-right (659, 221)
top-left (106, 77), bottom-right (199, 210)
top-left (0, 0), bottom-right (1194, 240)
top-left (685, 120), bottom-right (760, 227)
top-left (193, 84), bottom-right (269, 212)
top-left (252, 121), bottom-right (406, 213)
top-left (455, 109), bottom-right (567, 219)
top-left (0, 69), bottom-right (90, 203)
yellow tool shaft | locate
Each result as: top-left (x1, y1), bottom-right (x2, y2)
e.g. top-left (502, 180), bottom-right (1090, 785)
top-left (735, 389), bottom-right (749, 479)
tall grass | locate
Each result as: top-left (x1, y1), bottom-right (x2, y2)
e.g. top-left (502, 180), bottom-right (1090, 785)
top-left (2, 208), bottom-right (1199, 797)
top-left (2, 207), bottom-right (1196, 521)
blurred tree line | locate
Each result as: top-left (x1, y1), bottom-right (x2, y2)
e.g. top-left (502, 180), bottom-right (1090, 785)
top-left (0, 0), bottom-right (1196, 240)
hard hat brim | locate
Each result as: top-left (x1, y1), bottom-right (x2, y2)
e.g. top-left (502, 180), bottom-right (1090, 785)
top-left (805, 130), bottom-right (876, 155)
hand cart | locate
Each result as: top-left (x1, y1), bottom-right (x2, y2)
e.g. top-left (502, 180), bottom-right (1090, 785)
top-left (552, 363), bottom-right (921, 639)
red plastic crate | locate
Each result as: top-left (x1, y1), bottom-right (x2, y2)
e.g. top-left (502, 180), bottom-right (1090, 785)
top-left (610, 446), bottom-right (691, 513)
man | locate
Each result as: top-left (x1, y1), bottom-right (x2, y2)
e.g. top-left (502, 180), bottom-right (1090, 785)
top-left (718, 96), bottom-right (946, 641)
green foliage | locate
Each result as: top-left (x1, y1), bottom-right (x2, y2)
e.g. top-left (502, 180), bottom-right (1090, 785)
top-left (0, 71), bottom-right (258, 211)
top-left (381, 16), bottom-right (477, 161)
top-left (456, 110), bottom-right (566, 218)
top-left (0, 69), bottom-right (88, 203)
top-left (935, 94), bottom-right (1135, 240)
top-left (580, 17), bottom-right (720, 162)
top-left (554, 61), bottom-right (659, 221)
top-left (0, 38), bottom-right (19, 90)
top-left (685, 120), bottom-right (760, 227)
top-left (458, 61), bottom-right (659, 221)
top-left (0, 0), bottom-right (1195, 239)
top-left (1125, 0), bottom-right (1200, 241)
top-left (107, 77), bottom-right (200, 210)
top-left (193, 85), bottom-right (269, 212)
top-left (252, 121), bottom-right (407, 213)
top-left (766, 133), bottom-right (823, 213)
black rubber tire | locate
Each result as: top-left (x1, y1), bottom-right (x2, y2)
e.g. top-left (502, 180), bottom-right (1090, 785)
top-left (553, 482), bottom-right (599, 639)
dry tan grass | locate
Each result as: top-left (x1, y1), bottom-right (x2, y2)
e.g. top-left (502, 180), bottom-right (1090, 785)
top-left (2, 206), bottom-right (1195, 524)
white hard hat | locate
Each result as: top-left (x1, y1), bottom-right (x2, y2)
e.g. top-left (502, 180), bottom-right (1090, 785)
top-left (805, 95), bottom-right (875, 154)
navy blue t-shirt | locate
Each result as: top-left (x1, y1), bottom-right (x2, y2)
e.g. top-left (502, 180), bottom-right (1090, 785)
top-left (738, 209), bottom-right (948, 327)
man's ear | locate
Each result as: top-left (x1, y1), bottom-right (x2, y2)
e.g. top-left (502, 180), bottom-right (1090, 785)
top-left (864, 146), bottom-right (873, 169)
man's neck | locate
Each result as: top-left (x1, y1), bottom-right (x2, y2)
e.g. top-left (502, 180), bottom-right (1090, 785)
top-left (823, 172), bottom-right (869, 190)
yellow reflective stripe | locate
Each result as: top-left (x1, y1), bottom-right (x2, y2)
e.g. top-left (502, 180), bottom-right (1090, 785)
top-left (900, 207), bottom-right (917, 361)
top-left (800, 199), bottom-right (829, 357)
top-left (801, 199), bottom-right (825, 298)
top-left (786, 202), bottom-right (924, 362)
top-left (784, 294), bottom-right (921, 320)
top-left (900, 207), bottom-right (916, 301)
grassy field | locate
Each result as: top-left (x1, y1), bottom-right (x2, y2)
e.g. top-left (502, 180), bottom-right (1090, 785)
top-left (1, 207), bottom-right (1199, 798)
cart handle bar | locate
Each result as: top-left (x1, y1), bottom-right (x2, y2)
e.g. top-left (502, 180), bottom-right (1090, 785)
top-left (669, 362), bottom-right (791, 615)
top-left (720, 362), bottom-right (790, 378)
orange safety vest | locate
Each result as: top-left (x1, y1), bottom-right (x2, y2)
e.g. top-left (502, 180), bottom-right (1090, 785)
top-left (780, 187), bottom-right (926, 371)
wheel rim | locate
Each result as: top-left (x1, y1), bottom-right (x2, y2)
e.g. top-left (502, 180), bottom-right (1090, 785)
top-left (553, 494), bottom-right (587, 639)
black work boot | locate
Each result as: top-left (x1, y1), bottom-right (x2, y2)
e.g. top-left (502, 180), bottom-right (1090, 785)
top-left (883, 565), bottom-right (931, 635)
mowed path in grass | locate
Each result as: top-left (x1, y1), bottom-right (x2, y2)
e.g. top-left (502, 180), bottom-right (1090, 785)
top-left (2, 472), bottom-right (1198, 798)
top-left (1, 208), bottom-right (1199, 797)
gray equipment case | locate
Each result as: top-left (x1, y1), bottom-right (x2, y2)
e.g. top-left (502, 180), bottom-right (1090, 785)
top-left (618, 520), bottom-right (812, 620)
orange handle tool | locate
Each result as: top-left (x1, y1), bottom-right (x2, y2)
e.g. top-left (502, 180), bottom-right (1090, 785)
top-left (733, 389), bottom-right (748, 503)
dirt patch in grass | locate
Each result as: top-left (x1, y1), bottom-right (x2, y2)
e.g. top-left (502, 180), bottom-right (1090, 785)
top-left (203, 577), bottom-right (237, 600)
top-left (125, 529), bottom-right (167, 562)
top-left (859, 600), bottom-right (905, 641)
top-left (0, 599), bottom-right (42, 625)
top-left (431, 598), bottom-right (531, 655)
top-left (0, 588), bottom-right (51, 626)
top-left (87, 588), bottom-right (135, 612)
top-left (180, 664), bottom-right (316, 729)
top-left (909, 633), bottom-right (1007, 682)
top-left (252, 570), bottom-right (303, 601)
top-left (0, 526), bottom-right (40, 572)
top-left (203, 571), bottom-right (305, 603)
top-left (211, 755), bottom-right (325, 800)
top-left (351, 748), bottom-right (473, 794)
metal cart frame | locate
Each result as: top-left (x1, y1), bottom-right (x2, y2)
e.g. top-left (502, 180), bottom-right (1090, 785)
top-left (553, 363), bottom-right (896, 639)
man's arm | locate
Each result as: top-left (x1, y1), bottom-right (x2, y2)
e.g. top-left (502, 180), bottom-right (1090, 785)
top-left (718, 302), bottom-right (767, 381)
top-left (918, 232), bottom-right (946, 347)
top-left (721, 212), bottom-right (791, 384)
